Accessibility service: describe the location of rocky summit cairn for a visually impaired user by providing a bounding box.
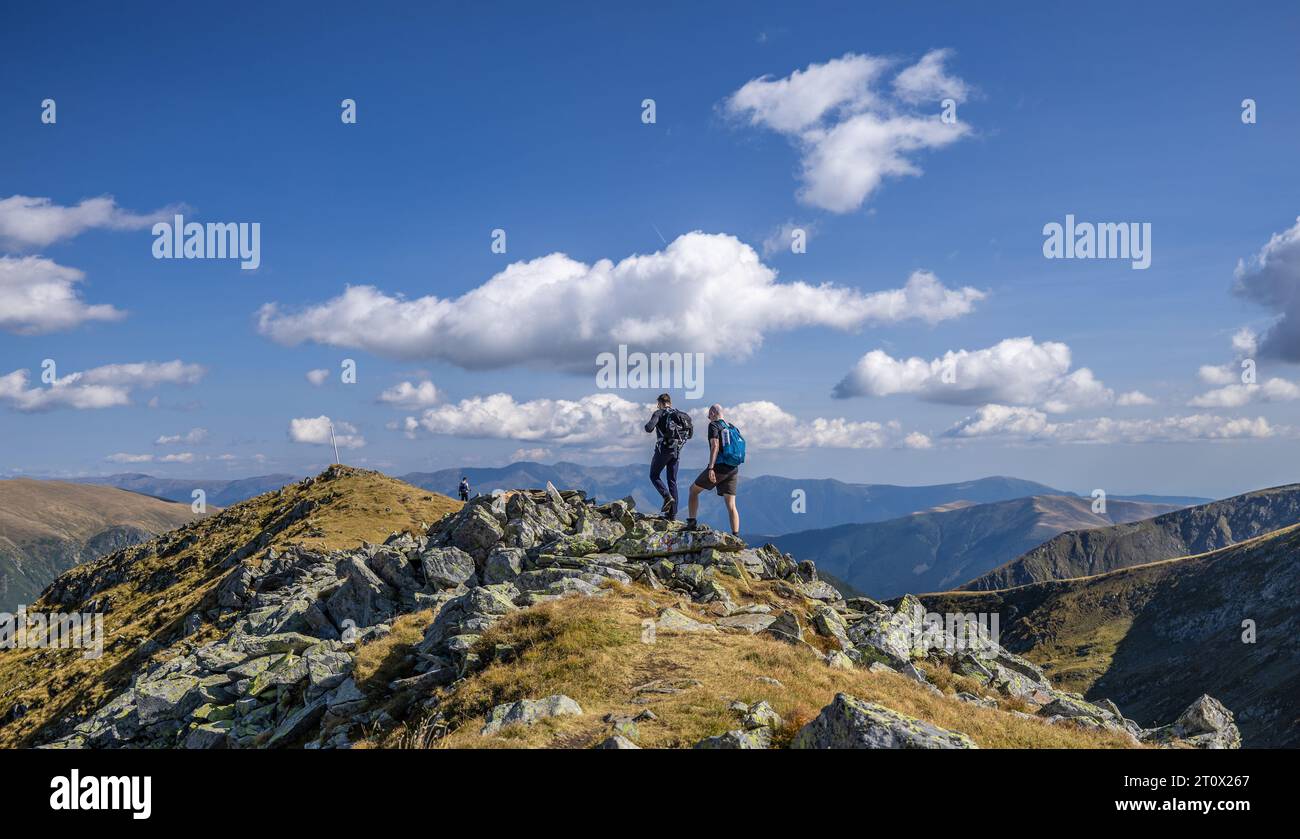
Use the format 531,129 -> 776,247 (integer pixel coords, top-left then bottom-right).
36,481 -> 1240,750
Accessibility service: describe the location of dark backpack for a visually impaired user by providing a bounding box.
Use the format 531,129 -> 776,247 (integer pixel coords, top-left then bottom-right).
662,409 -> 693,452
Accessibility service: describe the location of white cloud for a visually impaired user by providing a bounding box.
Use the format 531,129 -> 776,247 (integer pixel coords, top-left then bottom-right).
105,453 -> 155,464
833,336 -> 1112,413
0,360 -> 205,412
903,431 -> 933,449
155,427 -> 208,445
1189,378 -> 1300,408
258,232 -> 983,369
1198,364 -> 1238,386
0,255 -> 125,335
725,50 -> 972,212
1232,327 -> 1258,357
0,195 -> 180,250
510,447 -> 553,462
105,451 -> 196,464
1232,217 -> 1300,361
288,415 -> 366,449
377,380 -> 439,408
402,391 -> 915,451
710,400 -> 896,450
1116,390 -> 1155,406
760,220 -> 817,257
946,404 -> 1279,443
305,368 -> 330,386
892,48 -> 971,105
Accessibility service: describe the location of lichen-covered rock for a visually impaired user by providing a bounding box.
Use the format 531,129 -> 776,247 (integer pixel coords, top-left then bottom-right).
421,546 -> 477,589
694,728 -> 771,749
655,607 -> 717,634
792,693 -> 978,749
480,694 -> 584,735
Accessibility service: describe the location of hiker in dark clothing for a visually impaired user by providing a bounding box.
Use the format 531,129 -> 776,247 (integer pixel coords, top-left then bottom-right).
687,403 -> 744,536
458,477 -> 470,502
645,393 -> 693,520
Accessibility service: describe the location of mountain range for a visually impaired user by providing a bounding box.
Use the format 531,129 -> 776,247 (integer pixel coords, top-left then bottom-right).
770,494 -> 1181,599
70,463 -> 1209,537
0,479 -> 207,612
961,484 -> 1300,591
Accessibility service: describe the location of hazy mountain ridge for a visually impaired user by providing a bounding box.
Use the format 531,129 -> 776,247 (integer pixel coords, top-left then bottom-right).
920,523 -> 1300,747
961,483 -> 1300,591
69,464 -> 1209,539
0,479 -> 208,611
769,495 -> 1180,600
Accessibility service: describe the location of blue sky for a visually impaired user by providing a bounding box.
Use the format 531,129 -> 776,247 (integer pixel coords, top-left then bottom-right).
2,0 -> 1300,498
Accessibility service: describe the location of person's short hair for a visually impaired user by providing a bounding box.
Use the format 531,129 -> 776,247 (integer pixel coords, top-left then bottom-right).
657,393 -> 672,406
708,403 -> 723,419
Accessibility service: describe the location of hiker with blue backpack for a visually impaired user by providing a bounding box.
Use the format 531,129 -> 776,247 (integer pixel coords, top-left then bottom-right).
687,403 -> 745,536
645,393 -> 693,520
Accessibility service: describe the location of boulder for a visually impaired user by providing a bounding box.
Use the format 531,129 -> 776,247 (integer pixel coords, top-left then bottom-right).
792,693 -> 978,749
480,695 -> 584,735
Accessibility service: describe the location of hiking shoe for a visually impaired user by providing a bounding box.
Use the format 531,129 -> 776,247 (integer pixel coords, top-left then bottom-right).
686,518 -> 698,530
659,495 -> 673,516
666,498 -> 678,520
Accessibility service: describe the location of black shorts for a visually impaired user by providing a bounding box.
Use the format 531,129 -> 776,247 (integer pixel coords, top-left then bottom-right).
693,463 -> 738,496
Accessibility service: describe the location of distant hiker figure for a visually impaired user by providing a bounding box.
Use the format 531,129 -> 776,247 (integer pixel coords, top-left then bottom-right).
644,393 -> 693,520
458,477 -> 470,502
687,403 -> 744,536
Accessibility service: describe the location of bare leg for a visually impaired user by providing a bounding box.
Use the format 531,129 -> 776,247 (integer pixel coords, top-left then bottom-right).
724,494 -> 739,535
688,483 -> 703,520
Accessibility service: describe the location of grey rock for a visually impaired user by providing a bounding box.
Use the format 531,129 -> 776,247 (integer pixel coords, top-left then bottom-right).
792,693 -> 978,749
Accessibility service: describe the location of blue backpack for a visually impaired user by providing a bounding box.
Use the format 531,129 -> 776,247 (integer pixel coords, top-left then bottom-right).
716,421 -> 746,467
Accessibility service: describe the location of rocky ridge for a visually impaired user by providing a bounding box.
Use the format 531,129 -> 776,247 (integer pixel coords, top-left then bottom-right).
36,482 -> 1240,750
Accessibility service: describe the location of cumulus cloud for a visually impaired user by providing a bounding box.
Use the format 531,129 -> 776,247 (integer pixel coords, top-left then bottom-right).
0,360 -> 205,412
105,453 -> 155,464
1232,217 -> 1300,361
105,451 -> 201,464
725,51 -> 972,212
0,195 -> 181,250
305,368 -> 330,386
1189,377 -> 1300,408
946,404 -> 1279,443
0,255 -> 126,335
1116,390 -> 1156,406
377,380 -> 439,408
401,391 -> 915,451
510,447 -> 553,462
258,232 -> 983,369
288,416 -> 366,449
155,427 -> 209,445
833,336 -> 1112,413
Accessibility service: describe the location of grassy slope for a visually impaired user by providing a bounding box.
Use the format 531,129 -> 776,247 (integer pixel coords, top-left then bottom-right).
0,466 -> 460,748
920,524 -> 1300,745
363,582 -> 1135,750
0,479 -> 209,610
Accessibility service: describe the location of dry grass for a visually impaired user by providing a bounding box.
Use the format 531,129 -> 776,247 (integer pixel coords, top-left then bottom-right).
376,588 -> 1138,750
0,466 -> 460,748
353,609 -> 434,691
